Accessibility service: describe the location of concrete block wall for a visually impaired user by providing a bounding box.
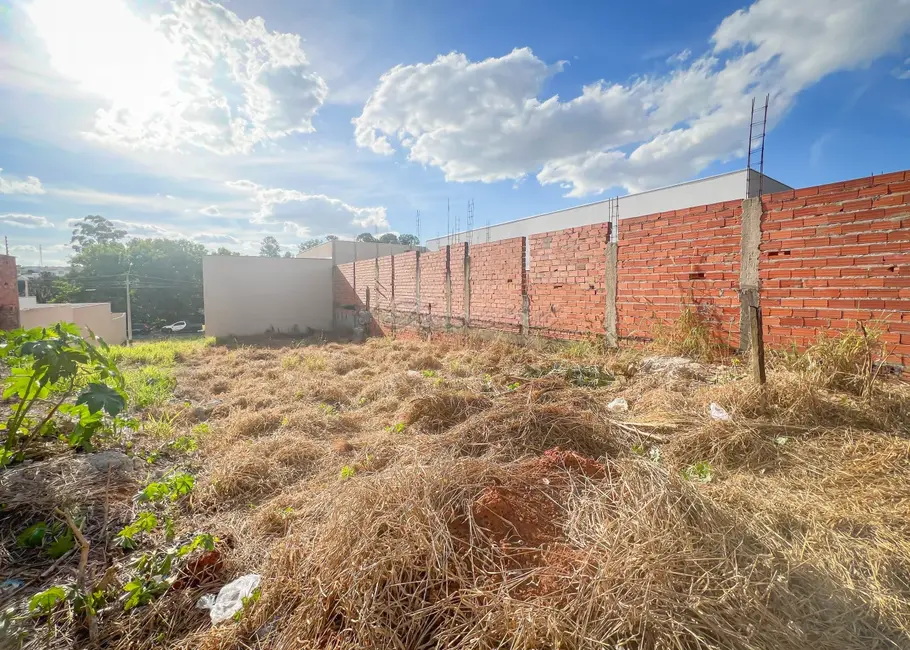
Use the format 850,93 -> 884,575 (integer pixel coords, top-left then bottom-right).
469,237 -> 525,332
618,200 -> 743,347
330,169 -> 910,371
528,224 -> 610,338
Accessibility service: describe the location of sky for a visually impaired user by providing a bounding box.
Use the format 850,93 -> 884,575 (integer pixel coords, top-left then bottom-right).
0,0 -> 909,265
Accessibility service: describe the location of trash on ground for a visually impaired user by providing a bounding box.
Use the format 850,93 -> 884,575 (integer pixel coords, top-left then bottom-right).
607,397 -> 629,412
709,403 -> 732,421
197,573 -> 261,625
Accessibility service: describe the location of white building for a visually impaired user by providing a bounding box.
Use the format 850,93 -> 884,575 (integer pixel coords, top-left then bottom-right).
425,169 -> 790,251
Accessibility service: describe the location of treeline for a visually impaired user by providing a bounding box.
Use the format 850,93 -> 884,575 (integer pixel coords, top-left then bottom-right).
28,217 -> 420,326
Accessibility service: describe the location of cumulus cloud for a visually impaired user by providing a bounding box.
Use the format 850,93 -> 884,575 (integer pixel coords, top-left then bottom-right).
192,232 -> 241,245
0,213 -> 53,228
26,0 -> 328,154
355,0 -> 910,196
0,169 -> 45,194
108,219 -> 181,238
226,180 -> 388,237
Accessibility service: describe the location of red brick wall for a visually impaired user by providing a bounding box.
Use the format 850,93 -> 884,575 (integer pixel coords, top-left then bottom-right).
353,258 -> 374,307
0,255 -> 19,330
450,243 -> 467,328
333,263 -> 358,307
375,256 -> 394,312
394,251 -> 418,316
617,200 -> 743,346
419,247 -> 448,327
528,224 -> 610,338
760,171 -> 910,367
469,237 -> 525,332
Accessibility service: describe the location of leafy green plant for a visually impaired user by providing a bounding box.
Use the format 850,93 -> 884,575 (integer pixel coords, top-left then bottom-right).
177,533 -> 217,557
386,422 -> 406,434
420,369 -> 438,378
682,461 -> 714,483
318,403 -> 337,416
168,435 -> 198,453
117,512 -> 158,550
16,520 -> 75,558
507,382 -> 521,391
139,473 -> 195,503
232,587 -> 261,622
191,422 -> 210,436
0,324 -> 126,465
339,465 -> 357,481
29,586 -> 66,616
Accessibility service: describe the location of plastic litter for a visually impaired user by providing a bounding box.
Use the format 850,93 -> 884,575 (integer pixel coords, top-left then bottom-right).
607,397 -> 629,412
196,573 -> 261,624
709,403 -> 732,421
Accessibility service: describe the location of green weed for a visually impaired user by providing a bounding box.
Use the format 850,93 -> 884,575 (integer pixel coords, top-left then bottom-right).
682,461 -> 714,483
339,465 -> 356,481
109,337 -> 215,367
125,366 -> 177,409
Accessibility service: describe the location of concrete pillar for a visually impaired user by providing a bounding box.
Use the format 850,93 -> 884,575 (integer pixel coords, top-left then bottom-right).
415,251 -> 421,326
604,241 -> 618,347
738,197 -> 762,352
521,237 -> 529,337
445,245 -> 452,330
463,243 -> 471,330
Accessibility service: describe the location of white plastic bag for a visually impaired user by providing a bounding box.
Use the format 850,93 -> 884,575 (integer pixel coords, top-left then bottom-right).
709,403 -> 731,421
197,574 -> 261,625
607,397 -> 629,412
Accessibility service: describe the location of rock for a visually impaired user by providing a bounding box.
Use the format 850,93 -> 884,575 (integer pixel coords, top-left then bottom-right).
85,450 -> 135,475
607,397 -> 629,412
638,356 -> 707,380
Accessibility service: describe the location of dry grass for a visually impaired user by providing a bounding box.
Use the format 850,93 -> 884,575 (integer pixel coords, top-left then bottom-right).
4,331 -> 910,650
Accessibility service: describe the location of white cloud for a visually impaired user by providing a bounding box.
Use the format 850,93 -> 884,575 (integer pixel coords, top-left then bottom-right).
199,205 -> 221,216
0,168 -> 45,194
896,56 -> 910,79
226,180 -> 388,237
355,0 -> 910,196
25,0 -> 328,155
192,232 -> 240,245
107,219 -> 181,239
0,213 -> 53,228
666,49 -> 691,65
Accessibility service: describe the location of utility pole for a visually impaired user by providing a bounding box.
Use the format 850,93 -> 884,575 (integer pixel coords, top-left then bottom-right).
38,244 -> 43,267
125,262 -> 133,344
4,236 -> 8,255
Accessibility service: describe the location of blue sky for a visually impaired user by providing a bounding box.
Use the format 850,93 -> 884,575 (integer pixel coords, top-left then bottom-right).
0,0 -> 909,264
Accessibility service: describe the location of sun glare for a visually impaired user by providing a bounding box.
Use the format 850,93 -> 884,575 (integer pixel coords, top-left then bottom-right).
25,0 -> 181,115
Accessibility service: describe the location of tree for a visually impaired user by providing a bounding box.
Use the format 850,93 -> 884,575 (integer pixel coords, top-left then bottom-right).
283,251 -> 293,258
66,238 -> 207,326
298,238 -> 324,253
71,215 -> 127,252
399,233 -> 420,247
356,233 -> 377,243
325,235 -> 339,241
259,236 -> 282,257
378,233 -> 400,244
213,247 -> 240,256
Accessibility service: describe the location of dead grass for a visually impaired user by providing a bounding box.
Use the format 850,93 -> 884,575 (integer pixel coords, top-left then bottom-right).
5,332 -> 910,650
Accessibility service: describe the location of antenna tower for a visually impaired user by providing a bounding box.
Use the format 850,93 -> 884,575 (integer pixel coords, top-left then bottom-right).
746,94 -> 770,198
416,210 -> 421,243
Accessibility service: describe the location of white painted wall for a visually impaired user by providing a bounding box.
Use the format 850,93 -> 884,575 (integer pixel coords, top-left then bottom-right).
297,240 -> 421,263
203,256 -> 333,337
19,296 -> 37,309
19,303 -> 127,344
425,169 -> 791,250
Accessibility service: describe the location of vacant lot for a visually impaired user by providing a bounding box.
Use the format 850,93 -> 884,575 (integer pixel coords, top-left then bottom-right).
2,331 -> 909,649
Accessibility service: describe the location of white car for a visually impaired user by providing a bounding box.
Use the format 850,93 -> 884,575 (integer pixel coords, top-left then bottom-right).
162,321 -> 187,333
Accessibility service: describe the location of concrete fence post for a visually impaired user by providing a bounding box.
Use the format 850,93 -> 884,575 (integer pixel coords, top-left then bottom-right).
445,245 -> 452,330
521,236 -> 529,337
415,251 -> 421,329
604,241 -> 618,347
738,197 -> 763,352
463,243 -> 471,331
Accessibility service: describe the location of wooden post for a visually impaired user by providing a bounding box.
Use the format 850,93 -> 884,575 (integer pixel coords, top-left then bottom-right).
749,304 -> 766,385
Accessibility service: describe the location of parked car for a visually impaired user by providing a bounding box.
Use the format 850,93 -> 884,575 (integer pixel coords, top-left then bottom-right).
131,322 -> 152,336
161,321 -> 205,335
161,321 -> 187,333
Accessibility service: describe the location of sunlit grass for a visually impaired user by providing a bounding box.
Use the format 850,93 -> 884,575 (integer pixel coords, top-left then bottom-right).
110,336 -> 216,367
125,365 -> 177,408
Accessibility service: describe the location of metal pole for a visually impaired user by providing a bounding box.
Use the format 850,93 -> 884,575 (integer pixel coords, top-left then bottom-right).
126,263 -> 133,344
